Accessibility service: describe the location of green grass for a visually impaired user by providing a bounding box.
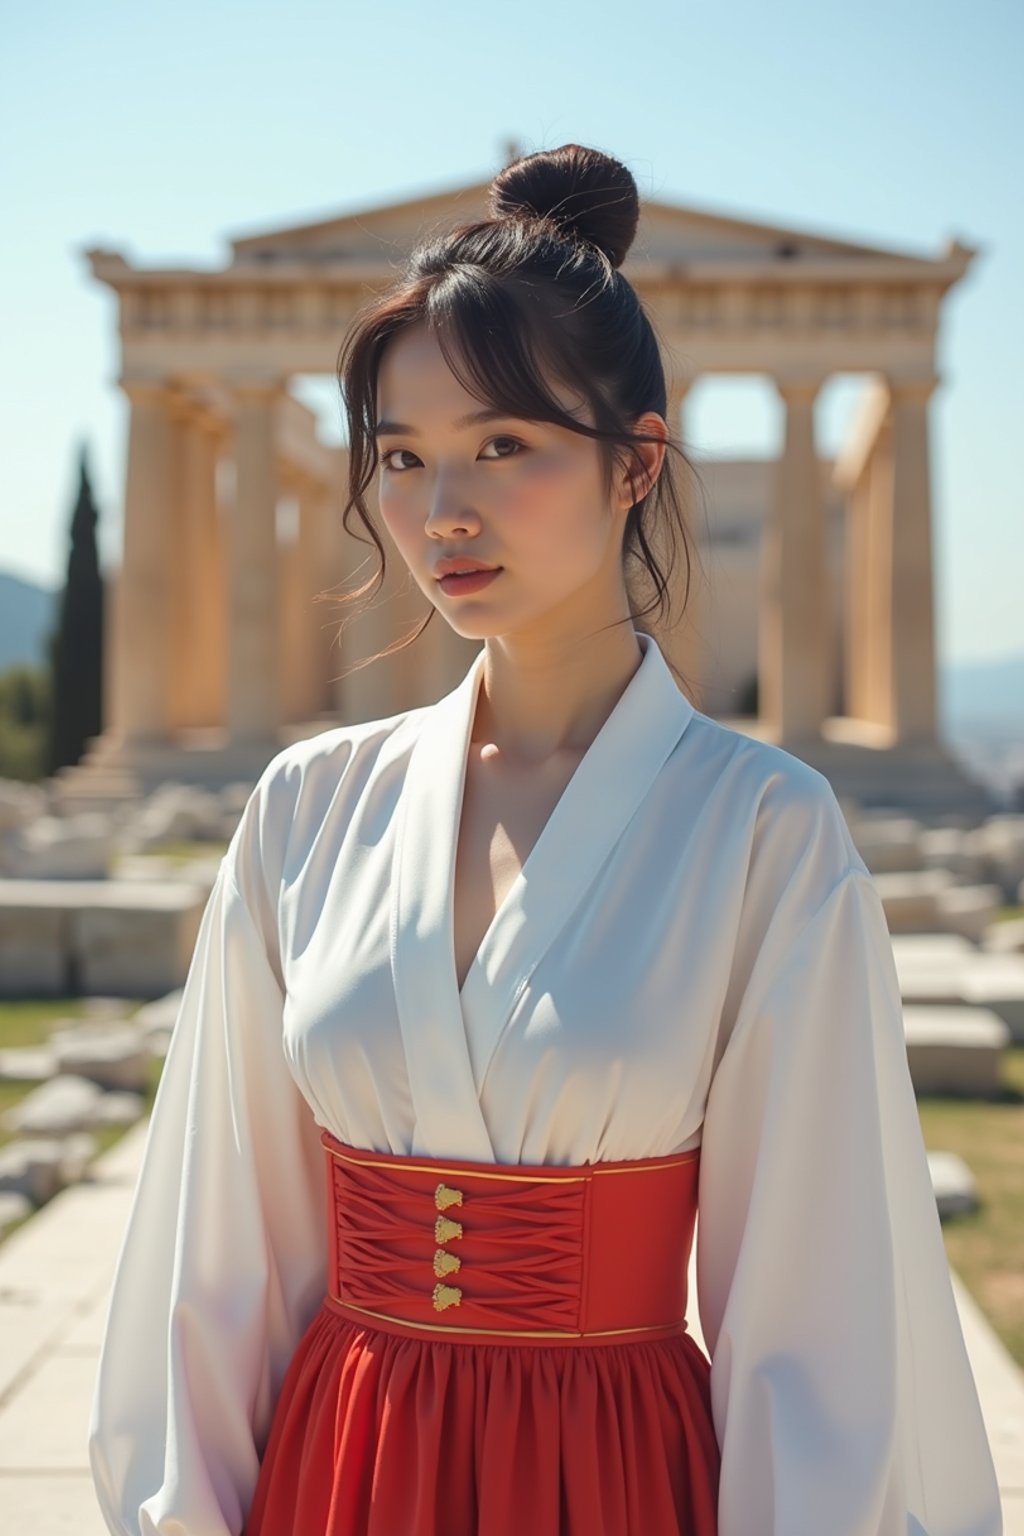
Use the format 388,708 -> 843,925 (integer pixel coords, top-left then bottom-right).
0,997 -> 160,1244
0,998 -> 116,1050
918,1045 -> 1024,1368
0,999 -> 160,1153
115,838 -> 229,869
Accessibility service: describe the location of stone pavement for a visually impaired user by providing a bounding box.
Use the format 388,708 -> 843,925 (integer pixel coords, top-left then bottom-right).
0,1119 -> 1021,1533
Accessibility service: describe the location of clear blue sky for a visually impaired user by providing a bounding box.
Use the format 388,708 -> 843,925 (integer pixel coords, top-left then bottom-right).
2,0 -> 1021,666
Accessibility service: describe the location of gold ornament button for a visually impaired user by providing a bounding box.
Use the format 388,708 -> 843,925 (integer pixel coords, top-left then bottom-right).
433,1282 -> 462,1311
434,1248 -> 462,1278
435,1214 -> 463,1244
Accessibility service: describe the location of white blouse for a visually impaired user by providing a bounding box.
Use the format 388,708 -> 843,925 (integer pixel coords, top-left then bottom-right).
88,629 -> 1003,1535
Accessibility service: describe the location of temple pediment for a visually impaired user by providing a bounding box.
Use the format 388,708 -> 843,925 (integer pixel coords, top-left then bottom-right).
226,179 -> 934,271
227,180 -> 500,265
632,199 -> 930,268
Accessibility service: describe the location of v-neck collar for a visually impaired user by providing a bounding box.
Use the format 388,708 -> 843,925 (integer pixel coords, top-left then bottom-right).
389,629 -> 696,1161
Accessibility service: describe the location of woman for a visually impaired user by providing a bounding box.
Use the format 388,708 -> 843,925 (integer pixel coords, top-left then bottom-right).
88,143 -> 1002,1535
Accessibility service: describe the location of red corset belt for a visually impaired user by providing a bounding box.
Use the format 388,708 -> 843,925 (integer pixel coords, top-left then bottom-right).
320,1129 -> 701,1349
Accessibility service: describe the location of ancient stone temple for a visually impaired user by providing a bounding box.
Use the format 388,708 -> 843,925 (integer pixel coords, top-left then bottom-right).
73,172 -> 988,812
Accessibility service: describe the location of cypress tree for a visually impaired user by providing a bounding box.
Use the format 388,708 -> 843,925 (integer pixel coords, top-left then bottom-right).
45,440 -> 104,775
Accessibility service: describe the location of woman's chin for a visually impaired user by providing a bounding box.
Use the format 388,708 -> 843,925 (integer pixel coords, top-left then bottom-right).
437,612 -> 508,641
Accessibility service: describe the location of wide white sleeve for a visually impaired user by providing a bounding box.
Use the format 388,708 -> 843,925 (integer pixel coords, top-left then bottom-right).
87,769 -> 328,1536
696,862 -> 1003,1535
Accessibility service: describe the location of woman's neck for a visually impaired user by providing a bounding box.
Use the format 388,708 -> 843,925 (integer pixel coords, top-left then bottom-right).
472,628 -> 644,767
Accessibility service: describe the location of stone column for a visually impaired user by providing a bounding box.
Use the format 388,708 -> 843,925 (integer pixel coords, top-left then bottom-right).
280,473 -> 330,724
886,375 -> 940,743
182,410 -> 225,731
112,378 -> 178,743
845,441 -> 875,721
165,397 -> 191,734
760,375 -> 829,741
304,474 -> 345,719
200,422 -> 228,730
167,397 -> 222,733
863,417 -> 895,729
226,377 -> 285,742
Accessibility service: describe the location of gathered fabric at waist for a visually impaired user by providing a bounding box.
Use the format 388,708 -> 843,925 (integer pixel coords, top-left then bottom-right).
320,1130 -> 700,1349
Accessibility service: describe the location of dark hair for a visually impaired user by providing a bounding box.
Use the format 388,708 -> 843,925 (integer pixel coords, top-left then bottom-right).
326,141 -> 707,688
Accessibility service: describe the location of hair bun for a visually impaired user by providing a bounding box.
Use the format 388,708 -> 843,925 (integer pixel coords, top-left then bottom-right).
488,143 -> 640,270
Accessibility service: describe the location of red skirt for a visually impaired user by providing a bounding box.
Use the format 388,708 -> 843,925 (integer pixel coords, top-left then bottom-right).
244,1131 -> 720,1535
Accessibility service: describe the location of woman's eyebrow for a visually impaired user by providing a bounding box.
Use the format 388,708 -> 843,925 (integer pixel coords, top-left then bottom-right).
374,408 -> 518,439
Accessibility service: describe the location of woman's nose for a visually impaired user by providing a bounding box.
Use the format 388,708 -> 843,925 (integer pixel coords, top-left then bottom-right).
423,477 -> 479,538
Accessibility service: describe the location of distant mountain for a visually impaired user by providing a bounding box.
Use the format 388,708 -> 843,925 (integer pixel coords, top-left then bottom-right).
940,655 -> 1024,806
0,572 -> 59,670
941,653 -> 1024,735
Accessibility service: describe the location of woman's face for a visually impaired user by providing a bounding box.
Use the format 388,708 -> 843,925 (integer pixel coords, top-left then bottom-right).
374,322 -> 641,642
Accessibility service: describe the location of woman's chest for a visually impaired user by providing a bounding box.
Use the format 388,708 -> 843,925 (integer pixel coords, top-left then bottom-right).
276,726 -> 746,1160
452,749 -> 584,993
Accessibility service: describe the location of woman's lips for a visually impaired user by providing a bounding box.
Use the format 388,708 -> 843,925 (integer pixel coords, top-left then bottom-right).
437,567 -> 503,596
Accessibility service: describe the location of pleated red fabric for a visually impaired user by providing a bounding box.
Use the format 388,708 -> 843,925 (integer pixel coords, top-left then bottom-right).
244,1133 -> 720,1535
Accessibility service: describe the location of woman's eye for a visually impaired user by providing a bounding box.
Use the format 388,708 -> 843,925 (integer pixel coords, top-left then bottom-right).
481,436 -> 524,459
381,448 -> 419,471
381,438 -> 524,473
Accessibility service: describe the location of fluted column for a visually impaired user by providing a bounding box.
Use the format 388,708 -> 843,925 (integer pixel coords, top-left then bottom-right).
165,395 -> 190,733
304,473 -> 345,718
112,378 -> 178,743
845,438 -> 875,721
760,375 -> 829,740
167,397 -> 222,732
280,473 -> 332,723
183,411 -> 224,730
200,422 -> 228,729
887,375 -> 940,742
226,377 -> 285,741
863,418 -> 894,728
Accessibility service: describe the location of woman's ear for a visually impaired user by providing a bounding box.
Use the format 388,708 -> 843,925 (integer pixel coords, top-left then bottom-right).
615,413 -> 668,511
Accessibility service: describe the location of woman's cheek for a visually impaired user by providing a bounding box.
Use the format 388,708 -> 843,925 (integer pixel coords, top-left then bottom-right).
378,489 -> 419,557
493,457 -> 571,529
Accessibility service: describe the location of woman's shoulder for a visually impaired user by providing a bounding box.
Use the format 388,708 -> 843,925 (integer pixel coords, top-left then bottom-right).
258,698 -> 436,807
225,702 -> 432,895
683,715 -> 875,1033
684,705 -> 867,877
